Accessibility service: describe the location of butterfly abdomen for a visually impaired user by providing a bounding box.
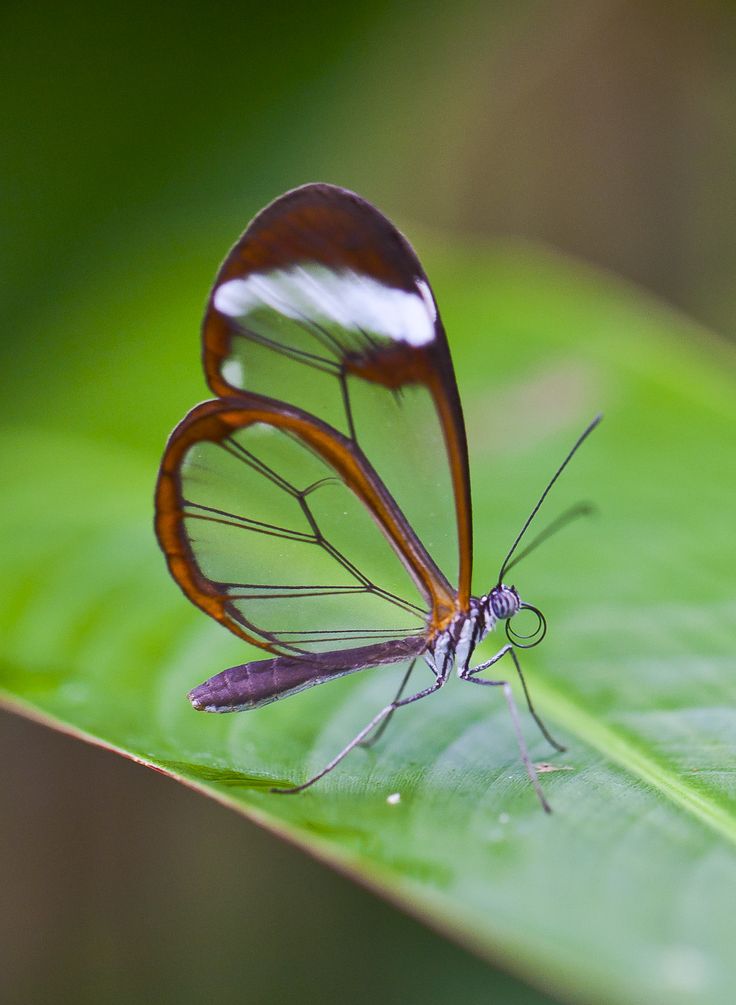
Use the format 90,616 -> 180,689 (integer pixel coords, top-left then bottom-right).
188,657 -> 323,712
188,636 -> 428,713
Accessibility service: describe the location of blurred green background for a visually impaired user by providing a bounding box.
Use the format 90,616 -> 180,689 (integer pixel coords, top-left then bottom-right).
2,2 -> 736,1003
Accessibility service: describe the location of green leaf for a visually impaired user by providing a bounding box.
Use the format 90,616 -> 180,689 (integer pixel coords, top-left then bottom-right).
3,241 -> 736,1005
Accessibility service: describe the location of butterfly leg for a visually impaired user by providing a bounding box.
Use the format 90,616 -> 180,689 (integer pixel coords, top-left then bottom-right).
462,674 -> 551,813
460,647 -> 556,814
271,668 -> 446,795
359,658 -> 418,749
466,645 -> 566,752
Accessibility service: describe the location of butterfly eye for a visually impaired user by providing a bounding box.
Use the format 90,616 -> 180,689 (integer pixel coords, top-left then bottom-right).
489,585 -> 520,619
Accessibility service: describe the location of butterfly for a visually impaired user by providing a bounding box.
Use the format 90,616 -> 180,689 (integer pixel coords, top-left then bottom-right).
155,183 -> 600,811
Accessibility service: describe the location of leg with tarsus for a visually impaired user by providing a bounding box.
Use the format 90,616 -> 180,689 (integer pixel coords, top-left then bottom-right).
359,658 -> 417,749
466,645 -> 566,751
461,646 -> 560,814
272,669 -> 445,795
462,673 -> 552,813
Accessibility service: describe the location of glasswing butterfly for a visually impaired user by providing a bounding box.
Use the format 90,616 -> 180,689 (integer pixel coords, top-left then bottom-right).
155,183 -> 600,811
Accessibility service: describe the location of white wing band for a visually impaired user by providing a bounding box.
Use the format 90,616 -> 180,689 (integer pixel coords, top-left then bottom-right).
214,265 -> 437,347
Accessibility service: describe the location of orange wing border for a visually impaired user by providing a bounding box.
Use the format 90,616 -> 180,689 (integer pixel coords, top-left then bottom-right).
155,394 -> 460,654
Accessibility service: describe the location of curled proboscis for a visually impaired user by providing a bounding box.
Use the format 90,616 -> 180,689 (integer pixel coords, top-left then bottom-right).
505,603 -> 547,649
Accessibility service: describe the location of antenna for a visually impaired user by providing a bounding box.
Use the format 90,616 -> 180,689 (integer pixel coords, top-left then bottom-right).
502,501 -> 595,577
497,414 -> 602,585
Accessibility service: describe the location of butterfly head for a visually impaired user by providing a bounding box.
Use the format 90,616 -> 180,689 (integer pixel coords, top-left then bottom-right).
488,583 -> 521,619
487,584 -> 547,649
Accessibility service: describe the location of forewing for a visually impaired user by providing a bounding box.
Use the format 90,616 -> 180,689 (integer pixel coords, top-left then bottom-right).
156,398 -> 456,656
202,183 -> 472,610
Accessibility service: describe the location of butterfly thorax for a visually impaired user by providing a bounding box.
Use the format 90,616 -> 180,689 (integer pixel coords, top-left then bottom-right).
428,584 -> 521,677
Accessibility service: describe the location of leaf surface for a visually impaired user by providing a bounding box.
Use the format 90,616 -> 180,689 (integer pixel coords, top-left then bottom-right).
3,241 -> 736,1005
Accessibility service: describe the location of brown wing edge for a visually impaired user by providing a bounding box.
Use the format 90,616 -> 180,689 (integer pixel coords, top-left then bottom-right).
201,183 -> 474,607
344,330 -> 473,610
154,395 -> 459,654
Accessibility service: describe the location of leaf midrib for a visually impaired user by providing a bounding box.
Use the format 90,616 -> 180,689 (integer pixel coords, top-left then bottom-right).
531,676 -> 736,846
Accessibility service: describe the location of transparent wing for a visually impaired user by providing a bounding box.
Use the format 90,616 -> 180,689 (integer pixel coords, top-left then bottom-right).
156,398 -> 455,656
202,183 -> 472,616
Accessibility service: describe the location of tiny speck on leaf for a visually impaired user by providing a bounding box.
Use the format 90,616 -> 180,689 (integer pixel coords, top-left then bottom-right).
535,762 -> 574,773
386,792 -> 401,805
